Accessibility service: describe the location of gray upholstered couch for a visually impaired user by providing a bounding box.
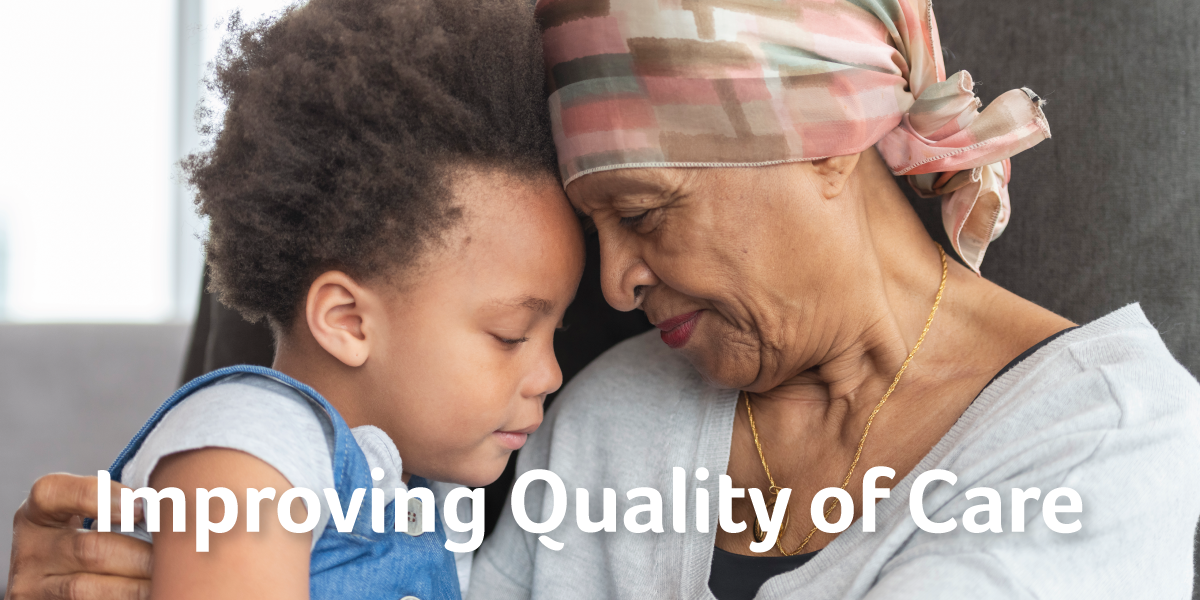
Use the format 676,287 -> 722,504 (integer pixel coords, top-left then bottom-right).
926,0 -> 1199,376
929,1 -> 1200,592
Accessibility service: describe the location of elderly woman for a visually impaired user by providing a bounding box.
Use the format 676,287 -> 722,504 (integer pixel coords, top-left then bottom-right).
465,0 -> 1200,598
7,0 -> 1199,599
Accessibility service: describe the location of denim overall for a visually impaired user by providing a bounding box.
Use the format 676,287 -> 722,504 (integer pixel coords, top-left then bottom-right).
100,365 -> 462,600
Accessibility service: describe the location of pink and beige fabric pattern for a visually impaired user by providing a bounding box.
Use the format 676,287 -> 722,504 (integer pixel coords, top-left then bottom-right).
536,0 -> 1051,272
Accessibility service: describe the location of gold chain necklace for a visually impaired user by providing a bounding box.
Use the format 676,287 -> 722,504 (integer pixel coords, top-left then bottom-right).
746,243 -> 947,556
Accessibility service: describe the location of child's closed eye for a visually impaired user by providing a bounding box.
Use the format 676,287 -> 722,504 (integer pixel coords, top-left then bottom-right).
494,335 -> 529,346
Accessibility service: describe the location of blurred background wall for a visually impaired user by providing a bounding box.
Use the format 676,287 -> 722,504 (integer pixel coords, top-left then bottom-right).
0,0 -> 297,587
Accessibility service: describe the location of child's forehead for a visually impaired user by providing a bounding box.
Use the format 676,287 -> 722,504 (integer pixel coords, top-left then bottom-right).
402,171 -> 583,308
448,171 -> 573,245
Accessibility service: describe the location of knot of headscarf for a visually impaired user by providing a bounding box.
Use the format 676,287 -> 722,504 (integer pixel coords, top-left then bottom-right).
536,0 -> 1051,272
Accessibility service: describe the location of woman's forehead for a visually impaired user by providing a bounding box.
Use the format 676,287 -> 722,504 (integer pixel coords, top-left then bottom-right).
567,167 -> 695,207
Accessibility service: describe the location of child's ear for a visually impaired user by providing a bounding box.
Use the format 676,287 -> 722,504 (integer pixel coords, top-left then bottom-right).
305,271 -> 375,368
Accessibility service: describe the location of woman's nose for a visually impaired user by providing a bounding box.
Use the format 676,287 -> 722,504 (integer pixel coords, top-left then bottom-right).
597,226 -> 659,312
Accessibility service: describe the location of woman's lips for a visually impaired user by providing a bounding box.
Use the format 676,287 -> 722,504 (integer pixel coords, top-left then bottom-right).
493,431 -> 529,451
656,310 -> 701,349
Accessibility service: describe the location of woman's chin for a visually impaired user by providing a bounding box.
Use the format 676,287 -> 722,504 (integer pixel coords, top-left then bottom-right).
669,323 -> 755,386
681,348 -> 756,390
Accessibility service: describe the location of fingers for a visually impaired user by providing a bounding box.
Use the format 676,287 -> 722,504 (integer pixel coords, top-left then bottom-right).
68,532 -> 154,580
7,475 -> 154,600
23,474 -> 139,528
40,573 -> 150,600
7,525 -> 153,600
10,516 -> 154,579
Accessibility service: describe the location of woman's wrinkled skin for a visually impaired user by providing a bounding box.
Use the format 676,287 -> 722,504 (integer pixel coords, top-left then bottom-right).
567,148 -> 1073,555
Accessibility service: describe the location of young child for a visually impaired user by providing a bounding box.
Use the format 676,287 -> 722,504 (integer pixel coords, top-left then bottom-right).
97,0 -> 582,598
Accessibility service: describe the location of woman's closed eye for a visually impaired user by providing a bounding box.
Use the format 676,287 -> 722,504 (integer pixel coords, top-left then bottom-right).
618,208 -> 660,232
619,212 -> 647,227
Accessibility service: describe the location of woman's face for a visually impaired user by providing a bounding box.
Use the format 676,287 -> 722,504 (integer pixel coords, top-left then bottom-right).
567,161 -> 869,391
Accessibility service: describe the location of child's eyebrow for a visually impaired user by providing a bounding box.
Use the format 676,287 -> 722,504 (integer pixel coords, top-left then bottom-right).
493,295 -> 555,315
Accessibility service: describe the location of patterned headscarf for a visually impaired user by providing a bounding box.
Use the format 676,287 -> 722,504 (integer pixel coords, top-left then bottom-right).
536,0 -> 1050,272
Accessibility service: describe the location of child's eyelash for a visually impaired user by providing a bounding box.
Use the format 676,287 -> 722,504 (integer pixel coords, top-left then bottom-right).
497,336 -> 529,345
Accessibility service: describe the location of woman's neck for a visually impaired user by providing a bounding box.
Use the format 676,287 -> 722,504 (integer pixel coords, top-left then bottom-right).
748,266 -> 947,445
749,158 -> 1069,440
754,260 -> 1072,450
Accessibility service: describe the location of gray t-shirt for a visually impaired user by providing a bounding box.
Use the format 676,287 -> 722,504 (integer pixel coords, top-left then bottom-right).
470,304 -> 1200,599
118,373 -> 473,592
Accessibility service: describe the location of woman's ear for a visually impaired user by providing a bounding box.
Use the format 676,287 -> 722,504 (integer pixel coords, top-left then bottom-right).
305,271 -> 374,367
809,152 -> 862,199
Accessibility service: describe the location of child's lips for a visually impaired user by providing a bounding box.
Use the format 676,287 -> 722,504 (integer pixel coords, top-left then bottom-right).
493,431 -> 529,450
494,422 -> 539,450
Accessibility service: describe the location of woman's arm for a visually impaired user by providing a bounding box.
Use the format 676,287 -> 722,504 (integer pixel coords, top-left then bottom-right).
145,448 -> 311,600
6,473 -> 151,600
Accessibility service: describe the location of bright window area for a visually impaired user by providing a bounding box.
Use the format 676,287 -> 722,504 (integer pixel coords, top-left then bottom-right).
0,0 -> 297,323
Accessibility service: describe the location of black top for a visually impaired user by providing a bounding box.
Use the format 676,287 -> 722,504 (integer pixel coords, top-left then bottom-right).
707,326 -> 1078,600
709,546 -> 818,600
985,326 -> 1078,388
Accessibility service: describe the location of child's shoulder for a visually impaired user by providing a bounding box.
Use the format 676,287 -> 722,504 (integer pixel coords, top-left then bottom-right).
166,372 -> 336,448
117,371 -> 338,541
123,372 -> 336,485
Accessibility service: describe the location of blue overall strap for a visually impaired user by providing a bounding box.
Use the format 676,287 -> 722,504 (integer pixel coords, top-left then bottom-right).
103,365 -> 357,485
86,365 -> 357,531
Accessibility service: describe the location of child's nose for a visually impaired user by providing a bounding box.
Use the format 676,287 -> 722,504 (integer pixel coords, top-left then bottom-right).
527,345 -> 564,400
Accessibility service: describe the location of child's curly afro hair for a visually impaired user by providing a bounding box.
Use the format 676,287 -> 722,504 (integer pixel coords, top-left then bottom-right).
185,0 -> 557,328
